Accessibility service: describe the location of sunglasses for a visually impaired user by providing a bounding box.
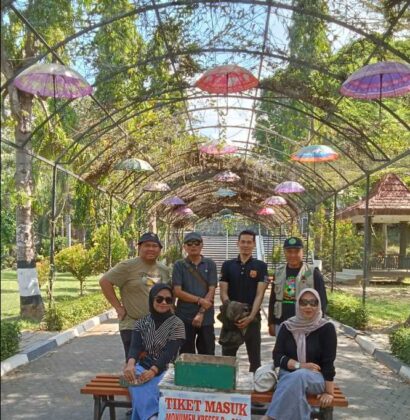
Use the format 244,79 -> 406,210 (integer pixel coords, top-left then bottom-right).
299,299 -> 319,307
185,241 -> 201,246
154,296 -> 173,304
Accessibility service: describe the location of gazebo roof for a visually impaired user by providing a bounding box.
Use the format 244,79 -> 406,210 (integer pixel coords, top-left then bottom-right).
337,173 -> 410,223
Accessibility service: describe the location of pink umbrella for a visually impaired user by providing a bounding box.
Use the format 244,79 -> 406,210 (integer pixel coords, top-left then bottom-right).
200,144 -> 238,156
143,182 -> 170,192
264,196 -> 287,206
162,196 -> 185,206
214,171 -> 241,183
340,61 -> 410,99
174,206 -> 195,217
257,207 -> 275,216
13,63 -> 93,99
195,65 -> 258,94
274,181 -> 305,194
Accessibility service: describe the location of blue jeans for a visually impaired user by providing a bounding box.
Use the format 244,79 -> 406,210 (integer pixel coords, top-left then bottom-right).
266,369 -> 325,420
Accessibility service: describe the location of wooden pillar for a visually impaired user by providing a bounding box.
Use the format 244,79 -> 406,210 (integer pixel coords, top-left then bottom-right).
382,223 -> 388,256
399,222 -> 408,269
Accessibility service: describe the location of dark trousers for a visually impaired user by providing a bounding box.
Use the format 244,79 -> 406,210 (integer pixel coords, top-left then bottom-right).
180,322 -> 215,355
120,329 -> 133,361
222,319 -> 261,372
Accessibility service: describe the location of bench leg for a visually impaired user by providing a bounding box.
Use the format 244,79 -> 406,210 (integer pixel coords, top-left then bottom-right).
93,396 -> 102,420
320,407 -> 333,420
108,396 -> 116,420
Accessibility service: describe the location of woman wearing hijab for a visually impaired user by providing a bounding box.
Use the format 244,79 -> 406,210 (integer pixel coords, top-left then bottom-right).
123,283 -> 185,420
262,288 -> 337,420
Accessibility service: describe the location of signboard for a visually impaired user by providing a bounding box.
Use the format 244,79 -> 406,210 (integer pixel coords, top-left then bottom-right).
158,389 -> 251,420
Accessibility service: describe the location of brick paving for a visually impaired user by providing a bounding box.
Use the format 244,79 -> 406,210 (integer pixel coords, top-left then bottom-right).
1,297 -> 409,420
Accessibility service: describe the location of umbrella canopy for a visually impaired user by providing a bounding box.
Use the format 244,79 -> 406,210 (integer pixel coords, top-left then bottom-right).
257,207 -> 275,216
143,182 -> 171,192
214,171 -> 241,183
340,61 -> 410,99
200,143 -> 238,156
115,158 -> 154,171
195,64 -> 258,94
264,196 -> 287,206
13,63 -> 93,99
291,145 -> 339,163
215,187 -> 237,197
163,196 -> 186,206
174,206 -> 194,217
274,181 -> 305,194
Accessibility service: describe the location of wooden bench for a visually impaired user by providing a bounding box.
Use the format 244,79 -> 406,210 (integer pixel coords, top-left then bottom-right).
81,375 -> 348,420
251,384 -> 348,419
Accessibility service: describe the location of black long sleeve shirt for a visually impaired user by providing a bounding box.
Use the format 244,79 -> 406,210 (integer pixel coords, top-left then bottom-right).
127,330 -> 184,373
273,322 -> 337,381
268,266 -> 327,325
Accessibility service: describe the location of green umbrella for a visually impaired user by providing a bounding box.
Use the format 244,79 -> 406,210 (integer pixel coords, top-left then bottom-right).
115,158 -> 154,172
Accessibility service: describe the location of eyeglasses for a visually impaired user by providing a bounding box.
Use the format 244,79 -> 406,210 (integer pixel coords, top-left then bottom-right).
299,299 -> 319,307
185,241 -> 201,246
154,296 -> 173,304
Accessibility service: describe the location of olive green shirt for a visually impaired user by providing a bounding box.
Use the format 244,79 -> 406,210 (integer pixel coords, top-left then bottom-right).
104,257 -> 170,330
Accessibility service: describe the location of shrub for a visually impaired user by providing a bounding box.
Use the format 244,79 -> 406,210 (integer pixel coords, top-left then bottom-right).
55,244 -> 93,296
89,225 -> 128,273
162,244 -> 183,266
327,291 -> 368,329
40,236 -> 68,257
36,257 -> 50,288
1,321 -> 21,361
43,293 -> 112,331
389,327 -> 410,365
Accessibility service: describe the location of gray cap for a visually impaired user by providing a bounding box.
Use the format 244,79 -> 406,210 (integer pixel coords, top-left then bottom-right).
183,232 -> 203,243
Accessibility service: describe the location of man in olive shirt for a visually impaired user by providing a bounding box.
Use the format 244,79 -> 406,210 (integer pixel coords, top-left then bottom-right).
99,232 -> 170,360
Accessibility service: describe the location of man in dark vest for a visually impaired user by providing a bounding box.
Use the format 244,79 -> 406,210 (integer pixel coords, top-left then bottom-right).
268,236 -> 327,336
172,232 -> 217,355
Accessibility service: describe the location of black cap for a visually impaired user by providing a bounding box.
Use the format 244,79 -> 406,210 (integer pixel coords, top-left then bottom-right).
183,232 -> 203,243
283,237 -> 304,249
138,232 -> 163,248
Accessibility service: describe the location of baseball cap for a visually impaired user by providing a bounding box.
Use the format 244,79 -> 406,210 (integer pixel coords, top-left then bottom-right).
138,232 -> 163,248
183,232 -> 203,243
283,237 -> 304,249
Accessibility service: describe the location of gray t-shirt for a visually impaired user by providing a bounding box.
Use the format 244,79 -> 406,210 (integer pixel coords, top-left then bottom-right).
172,257 -> 217,326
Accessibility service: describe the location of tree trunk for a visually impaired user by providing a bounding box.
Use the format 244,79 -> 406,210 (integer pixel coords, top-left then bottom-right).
64,181 -> 72,247
14,91 -> 44,320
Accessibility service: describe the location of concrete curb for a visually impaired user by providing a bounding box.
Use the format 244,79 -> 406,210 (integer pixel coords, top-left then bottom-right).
1,308 -> 116,377
331,318 -> 410,383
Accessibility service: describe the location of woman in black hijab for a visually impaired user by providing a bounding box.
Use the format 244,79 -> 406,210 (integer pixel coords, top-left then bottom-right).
123,283 -> 185,420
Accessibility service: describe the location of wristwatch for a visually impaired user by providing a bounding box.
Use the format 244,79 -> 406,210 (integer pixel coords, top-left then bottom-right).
294,362 -> 301,370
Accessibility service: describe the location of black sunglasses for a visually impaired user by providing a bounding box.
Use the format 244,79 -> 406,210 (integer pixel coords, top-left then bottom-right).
154,296 -> 173,304
299,299 -> 319,307
185,241 -> 201,246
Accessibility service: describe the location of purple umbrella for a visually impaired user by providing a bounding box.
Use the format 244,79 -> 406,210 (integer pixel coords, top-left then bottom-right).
340,61 -> 410,99
163,196 -> 185,206
264,196 -> 287,206
174,206 -> 195,217
274,181 -> 305,194
214,171 -> 241,183
13,63 -> 93,99
143,182 -> 170,192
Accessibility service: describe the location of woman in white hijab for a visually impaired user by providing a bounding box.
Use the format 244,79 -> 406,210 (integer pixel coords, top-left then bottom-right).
262,288 -> 337,420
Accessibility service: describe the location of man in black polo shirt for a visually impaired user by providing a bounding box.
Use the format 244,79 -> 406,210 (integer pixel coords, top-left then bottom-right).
268,236 -> 327,336
219,230 -> 268,372
172,232 -> 217,355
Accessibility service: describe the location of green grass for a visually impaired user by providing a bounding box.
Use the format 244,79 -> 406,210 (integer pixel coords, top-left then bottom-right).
1,269 -> 102,330
365,298 -> 409,330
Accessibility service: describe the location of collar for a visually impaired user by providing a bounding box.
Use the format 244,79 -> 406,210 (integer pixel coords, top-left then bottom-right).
236,255 -> 253,264
185,256 -> 205,266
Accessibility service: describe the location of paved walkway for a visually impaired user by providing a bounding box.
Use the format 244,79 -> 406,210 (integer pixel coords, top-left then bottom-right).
1,298 -> 409,420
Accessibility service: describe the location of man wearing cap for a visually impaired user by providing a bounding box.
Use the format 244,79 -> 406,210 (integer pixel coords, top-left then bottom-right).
99,232 -> 170,360
268,236 -> 327,336
172,232 -> 217,355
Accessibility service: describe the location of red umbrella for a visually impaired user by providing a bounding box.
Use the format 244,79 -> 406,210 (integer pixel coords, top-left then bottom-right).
200,143 -> 238,156
195,65 -> 258,94
257,207 -> 275,216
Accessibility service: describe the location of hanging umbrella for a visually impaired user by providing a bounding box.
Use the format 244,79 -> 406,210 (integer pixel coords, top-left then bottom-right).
13,63 -> 93,99
219,208 -> 234,216
340,61 -> 410,99
143,182 -> 170,192
257,207 -> 275,216
163,196 -> 185,206
214,188 -> 237,197
115,158 -> 154,171
274,181 -> 305,194
291,145 -> 339,163
174,206 -> 194,217
264,196 -> 287,206
200,143 -> 238,156
195,65 -> 259,94
214,171 -> 241,183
